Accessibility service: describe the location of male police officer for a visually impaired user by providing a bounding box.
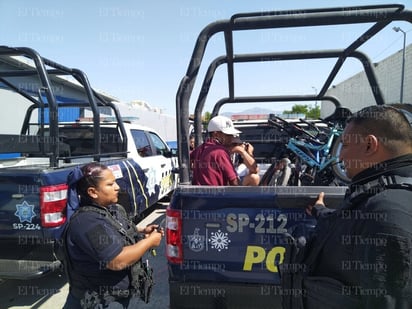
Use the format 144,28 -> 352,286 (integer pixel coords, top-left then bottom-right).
282,104 -> 412,309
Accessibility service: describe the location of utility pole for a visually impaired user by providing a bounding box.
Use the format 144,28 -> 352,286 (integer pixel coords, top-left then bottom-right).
311,86 -> 318,108
393,27 -> 406,103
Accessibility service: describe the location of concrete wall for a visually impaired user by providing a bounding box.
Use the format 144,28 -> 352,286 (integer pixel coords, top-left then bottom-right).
0,89 -> 35,134
322,43 -> 412,117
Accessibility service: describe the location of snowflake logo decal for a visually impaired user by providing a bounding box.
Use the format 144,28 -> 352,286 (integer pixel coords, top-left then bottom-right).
208,230 -> 231,252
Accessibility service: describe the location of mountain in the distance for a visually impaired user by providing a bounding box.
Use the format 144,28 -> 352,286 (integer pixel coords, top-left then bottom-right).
221,107 -> 282,118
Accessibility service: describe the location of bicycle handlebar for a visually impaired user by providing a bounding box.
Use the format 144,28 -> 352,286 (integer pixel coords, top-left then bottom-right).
268,114 -> 318,141
298,118 -> 320,133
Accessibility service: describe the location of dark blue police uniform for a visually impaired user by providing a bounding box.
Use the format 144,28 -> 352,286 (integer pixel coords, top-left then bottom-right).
63,204 -> 139,309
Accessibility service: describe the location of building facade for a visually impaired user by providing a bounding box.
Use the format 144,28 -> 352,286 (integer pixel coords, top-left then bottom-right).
323,43 -> 411,117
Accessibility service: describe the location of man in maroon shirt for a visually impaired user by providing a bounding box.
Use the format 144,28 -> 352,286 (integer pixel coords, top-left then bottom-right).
190,115 -> 257,186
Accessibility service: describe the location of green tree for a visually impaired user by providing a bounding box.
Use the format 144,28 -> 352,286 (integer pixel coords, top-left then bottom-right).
284,104 -> 309,115
200,111 -> 212,132
284,104 -> 320,119
203,111 -> 212,123
306,105 -> 320,119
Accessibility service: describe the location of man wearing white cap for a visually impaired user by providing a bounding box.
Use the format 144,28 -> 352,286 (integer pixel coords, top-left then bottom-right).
190,115 -> 256,186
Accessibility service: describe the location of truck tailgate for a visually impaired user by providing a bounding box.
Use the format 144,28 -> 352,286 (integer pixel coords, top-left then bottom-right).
0,166 -> 68,278
167,185 -> 347,308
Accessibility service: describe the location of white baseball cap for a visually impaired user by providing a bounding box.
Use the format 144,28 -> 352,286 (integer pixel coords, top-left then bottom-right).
207,115 -> 241,135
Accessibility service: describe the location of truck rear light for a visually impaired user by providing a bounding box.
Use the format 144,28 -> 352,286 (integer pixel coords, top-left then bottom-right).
40,184 -> 68,228
166,207 -> 183,264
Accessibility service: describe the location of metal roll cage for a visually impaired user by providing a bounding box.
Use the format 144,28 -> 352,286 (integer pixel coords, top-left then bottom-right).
176,4 -> 412,183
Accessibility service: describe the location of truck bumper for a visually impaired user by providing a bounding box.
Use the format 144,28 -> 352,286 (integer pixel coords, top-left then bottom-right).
0,259 -> 61,280
0,239 -> 61,280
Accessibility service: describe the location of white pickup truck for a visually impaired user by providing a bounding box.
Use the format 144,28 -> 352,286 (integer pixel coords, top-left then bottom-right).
121,121 -> 178,203
58,119 -> 179,208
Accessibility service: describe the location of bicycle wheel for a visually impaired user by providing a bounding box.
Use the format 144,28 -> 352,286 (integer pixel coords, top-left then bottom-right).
259,161 -> 277,185
330,135 -> 351,184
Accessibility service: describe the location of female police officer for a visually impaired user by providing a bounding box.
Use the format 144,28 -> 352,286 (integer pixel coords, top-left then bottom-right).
62,162 -> 163,309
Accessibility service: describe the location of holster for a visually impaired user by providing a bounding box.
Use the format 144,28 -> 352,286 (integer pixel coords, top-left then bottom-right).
130,260 -> 154,303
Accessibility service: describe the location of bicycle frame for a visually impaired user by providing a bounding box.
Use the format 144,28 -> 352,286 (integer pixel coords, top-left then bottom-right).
286,126 -> 342,172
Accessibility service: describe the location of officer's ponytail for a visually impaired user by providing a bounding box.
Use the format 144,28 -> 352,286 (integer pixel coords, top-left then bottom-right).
66,163 -> 109,215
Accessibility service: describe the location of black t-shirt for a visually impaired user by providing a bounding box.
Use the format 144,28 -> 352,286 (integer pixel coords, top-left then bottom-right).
66,205 -> 131,291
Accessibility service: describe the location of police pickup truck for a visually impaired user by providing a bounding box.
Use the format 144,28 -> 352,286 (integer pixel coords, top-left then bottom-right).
0,46 -> 177,279
165,4 -> 411,308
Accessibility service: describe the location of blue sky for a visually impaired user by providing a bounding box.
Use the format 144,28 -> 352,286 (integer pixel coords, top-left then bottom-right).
1,0 -> 411,116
